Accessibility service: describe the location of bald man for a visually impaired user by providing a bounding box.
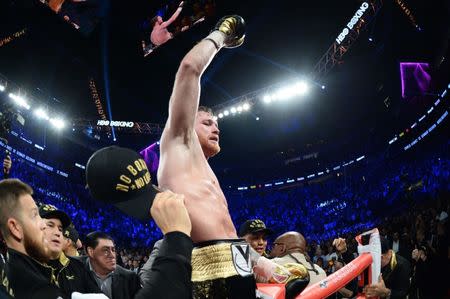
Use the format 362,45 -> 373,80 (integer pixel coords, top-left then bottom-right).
270,232 -> 326,286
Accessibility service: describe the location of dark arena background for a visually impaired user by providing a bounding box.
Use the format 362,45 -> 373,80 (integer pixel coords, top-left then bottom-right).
0,0 -> 449,298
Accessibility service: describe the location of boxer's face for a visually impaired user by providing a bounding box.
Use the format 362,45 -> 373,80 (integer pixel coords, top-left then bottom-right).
195,111 -> 220,158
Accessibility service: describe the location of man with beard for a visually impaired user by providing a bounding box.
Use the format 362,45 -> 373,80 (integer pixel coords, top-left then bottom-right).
39,204 -> 101,294
82,231 -> 141,299
0,178 -> 66,298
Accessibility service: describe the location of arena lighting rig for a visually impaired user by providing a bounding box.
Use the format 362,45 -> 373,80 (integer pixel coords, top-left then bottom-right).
0,75 -> 66,130
211,0 -> 382,120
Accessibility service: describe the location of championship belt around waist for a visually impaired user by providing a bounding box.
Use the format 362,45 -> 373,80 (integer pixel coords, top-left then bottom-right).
191,239 -> 253,282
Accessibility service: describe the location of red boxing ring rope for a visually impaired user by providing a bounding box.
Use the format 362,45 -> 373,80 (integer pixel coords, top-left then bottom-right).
257,228 -> 381,299
296,253 -> 373,299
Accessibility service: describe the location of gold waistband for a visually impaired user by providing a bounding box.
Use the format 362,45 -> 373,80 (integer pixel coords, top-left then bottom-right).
191,243 -> 240,282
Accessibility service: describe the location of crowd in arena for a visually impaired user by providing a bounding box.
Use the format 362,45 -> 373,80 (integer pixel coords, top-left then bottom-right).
1,141 -> 448,298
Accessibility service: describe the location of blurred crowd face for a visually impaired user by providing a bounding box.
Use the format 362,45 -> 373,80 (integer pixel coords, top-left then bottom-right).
43,218 -> 64,259
315,246 -> 322,256
393,232 -> 399,241
132,260 -> 139,268
244,232 -> 268,255
316,257 -> 324,268
88,238 -> 117,274
20,195 -> 49,262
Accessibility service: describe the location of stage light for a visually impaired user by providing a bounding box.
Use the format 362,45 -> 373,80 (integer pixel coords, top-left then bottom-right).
295,81 -> 309,95
263,94 -> 272,103
243,103 -> 250,110
275,87 -> 292,100
34,108 -> 49,120
368,37 -> 373,42
213,116 -> 218,121
9,93 -> 30,110
0,84 -> 5,92
256,117 -> 260,121
49,118 -> 65,129
72,128 -> 75,132
113,138 -> 117,141
156,141 -> 160,145
321,85 -> 326,90
218,113 -> 224,118
224,110 -> 229,116
237,106 -> 243,113
230,107 -> 237,114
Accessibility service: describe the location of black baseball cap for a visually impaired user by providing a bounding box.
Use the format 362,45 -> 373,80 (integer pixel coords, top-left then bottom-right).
64,224 -> 80,244
39,204 -> 72,230
86,146 -> 159,221
238,219 -> 273,237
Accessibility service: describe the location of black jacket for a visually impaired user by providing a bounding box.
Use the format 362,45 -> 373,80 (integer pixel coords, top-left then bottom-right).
48,252 -> 101,295
80,256 -> 141,299
382,253 -> 411,299
82,232 -> 193,299
2,248 -> 67,299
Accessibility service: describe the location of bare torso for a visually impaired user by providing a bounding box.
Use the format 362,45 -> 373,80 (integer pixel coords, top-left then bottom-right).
158,132 -> 237,243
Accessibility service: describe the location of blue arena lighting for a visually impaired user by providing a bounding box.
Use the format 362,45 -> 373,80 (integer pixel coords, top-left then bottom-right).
427,107 -> 434,114
317,172 -> 324,176
297,177 -> 305,181
434,98 -> 441,106
356,155 -> 365,161
34,144 -> 44,150
418,115 -> 426,122
75,163 -> 86,170
388,137 -> 398,145
411,123 -> 417,129
307,174 -> 315,179
442,90 -> 447,98
264,183 -> 273,187
275,181 -> 284,186
286,179 -> 295,183
436,110 -> 448,124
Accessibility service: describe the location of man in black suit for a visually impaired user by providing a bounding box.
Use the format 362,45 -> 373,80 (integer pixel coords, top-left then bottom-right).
83,231 -> 141,299
390,231 -> 411,261
364,237 -> 411,299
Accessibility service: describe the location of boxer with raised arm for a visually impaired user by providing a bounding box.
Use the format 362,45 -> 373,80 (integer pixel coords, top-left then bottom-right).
158,16 -> 307,298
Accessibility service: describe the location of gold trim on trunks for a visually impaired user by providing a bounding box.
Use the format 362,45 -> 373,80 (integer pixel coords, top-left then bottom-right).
191,243 -> 238,282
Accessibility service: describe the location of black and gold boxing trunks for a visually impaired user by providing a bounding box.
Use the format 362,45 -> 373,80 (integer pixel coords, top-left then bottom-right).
191,239 -> 257,299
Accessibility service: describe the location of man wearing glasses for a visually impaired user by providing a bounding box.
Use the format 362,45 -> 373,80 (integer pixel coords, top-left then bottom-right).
84,231 -> 141,299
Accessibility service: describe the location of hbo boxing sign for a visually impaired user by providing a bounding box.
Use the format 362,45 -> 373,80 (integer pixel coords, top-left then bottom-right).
336,2 -> 369,45
97,120 -> 135,128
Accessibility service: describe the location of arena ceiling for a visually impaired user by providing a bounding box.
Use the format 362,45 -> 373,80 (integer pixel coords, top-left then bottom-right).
0,0 -> 449,180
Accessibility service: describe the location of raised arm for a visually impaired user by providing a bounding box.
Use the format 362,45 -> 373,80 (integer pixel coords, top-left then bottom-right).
162,15 -> 246,143
161,1 -> 184,29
